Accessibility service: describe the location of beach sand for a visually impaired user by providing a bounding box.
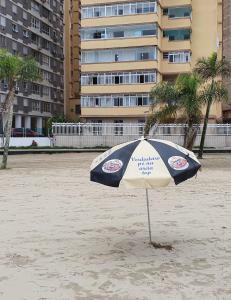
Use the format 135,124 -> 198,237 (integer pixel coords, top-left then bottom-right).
0,153 -> 230,300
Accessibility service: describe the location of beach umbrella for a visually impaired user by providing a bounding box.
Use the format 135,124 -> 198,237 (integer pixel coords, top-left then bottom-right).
90,137 -> 201,246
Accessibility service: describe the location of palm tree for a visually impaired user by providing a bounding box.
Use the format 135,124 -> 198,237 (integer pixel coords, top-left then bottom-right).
0,49 -> 40,169
145,74 -> 203,150
194,52 -> 231,158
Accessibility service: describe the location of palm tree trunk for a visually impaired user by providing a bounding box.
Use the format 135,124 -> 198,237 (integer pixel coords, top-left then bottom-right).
198,100 -> 212,159
186,127 -> 198,151
1,89 -> 14,169
183,124 -> 189,148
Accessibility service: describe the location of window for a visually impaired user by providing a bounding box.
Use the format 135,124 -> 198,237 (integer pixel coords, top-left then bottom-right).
12,23 -> 18,33
115,76 -> 120,84
23,46 -> 28,55
31,1 -> 39,13
163,29 -> 191,41
0,35 -> 6,46
42,7 -> 50,19
114,120 -> 123,136
23,11 -> 27,20
167,7 -> 191,19
168,51 -> 191,63
92,76 -> 98,85
163,8 -> 168,15
42,38 -> 50,50
0,0 -> 6,7
43,102 -> 51,112
42,70 -> 50,81
81,24 -> 156,40
0,16 -> 6,27
23,30 -> 29,38
43,86 -> 50,96
140,52 -> 149,60
31,33 -> 39,44
31,17 -> 40,29
32,84 -> 40,95
81,71 -> 157,86
91,120 -> 102,136
41,23 -> 50,36
12,4 -> 17,14
12,41 -> 17,55
32,100 -> 40,111
42,54 -> 50,66
75,105 -> 81,115
82,47 -> 156,64
113,31 -> 124,38
23,82 -> 28,91
163,52 -> 169,59
138,120 -> 145,135
82,1 -> 157,19
138,97 -> 143,106
81,94 -> 150,108
23,99 -> 28,106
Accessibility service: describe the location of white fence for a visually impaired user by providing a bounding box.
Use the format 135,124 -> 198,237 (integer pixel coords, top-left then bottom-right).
52,123 -> 231,149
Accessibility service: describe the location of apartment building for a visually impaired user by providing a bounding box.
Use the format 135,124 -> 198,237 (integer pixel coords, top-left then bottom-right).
79,0 -> 223,126
64,0 -> 81,120
223,0 -> 231,122
0,0 -> 64,133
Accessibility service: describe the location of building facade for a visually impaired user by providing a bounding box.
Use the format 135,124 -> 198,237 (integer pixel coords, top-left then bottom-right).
223,0 -> 231,122
64,0 -> 81,120
79,0 -> 223,125
0,0 -> 64,133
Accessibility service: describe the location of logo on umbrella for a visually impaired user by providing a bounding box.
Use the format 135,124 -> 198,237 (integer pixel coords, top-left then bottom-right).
168,156 -> 189,171
102,159 -> 123,173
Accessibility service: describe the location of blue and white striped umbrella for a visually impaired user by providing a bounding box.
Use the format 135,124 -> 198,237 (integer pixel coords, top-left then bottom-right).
90,137 -> 201,245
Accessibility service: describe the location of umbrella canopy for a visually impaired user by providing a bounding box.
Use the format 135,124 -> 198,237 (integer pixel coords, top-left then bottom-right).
90,137 -> 201,189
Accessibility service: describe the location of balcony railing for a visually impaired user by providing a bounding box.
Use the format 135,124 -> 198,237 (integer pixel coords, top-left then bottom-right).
81,1 -> 157,19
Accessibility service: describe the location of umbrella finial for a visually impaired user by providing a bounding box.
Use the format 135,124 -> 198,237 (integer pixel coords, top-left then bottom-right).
141,136 -> 147,141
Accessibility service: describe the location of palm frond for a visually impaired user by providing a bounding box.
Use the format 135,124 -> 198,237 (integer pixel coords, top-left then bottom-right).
200,81 -> 228,104
194,52 -> 231,80
150,82 -> 178,109
153,104 -> 178,123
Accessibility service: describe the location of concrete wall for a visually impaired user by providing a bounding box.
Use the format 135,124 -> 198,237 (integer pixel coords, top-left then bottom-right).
53,135 -> 231,149
4,138 -> 52,148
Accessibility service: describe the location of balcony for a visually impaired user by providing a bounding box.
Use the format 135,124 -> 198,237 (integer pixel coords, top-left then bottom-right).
161,16 -> 191,30
160,0 -> 192,7
81,83 -> 155,94
81,106 -> 151,118
81,36 -> 158,50
161,60 -> 191,74
81,14 -> 158,28
161,37 -> 191,52
81,60 -> 158,72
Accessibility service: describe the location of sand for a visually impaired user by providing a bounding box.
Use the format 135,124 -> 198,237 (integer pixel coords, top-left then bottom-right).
0,153 -> 230,300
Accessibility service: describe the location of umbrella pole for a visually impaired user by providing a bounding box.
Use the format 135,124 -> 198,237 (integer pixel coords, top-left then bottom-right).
145,189 -> 152,244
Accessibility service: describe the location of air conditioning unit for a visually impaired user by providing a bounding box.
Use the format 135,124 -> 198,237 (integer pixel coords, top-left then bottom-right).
3,84 -> 8,90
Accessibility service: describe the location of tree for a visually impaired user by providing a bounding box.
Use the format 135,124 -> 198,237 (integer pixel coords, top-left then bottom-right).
194,52 -> 231,158
145,74 -> 203,150
0,49 -> 40,169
